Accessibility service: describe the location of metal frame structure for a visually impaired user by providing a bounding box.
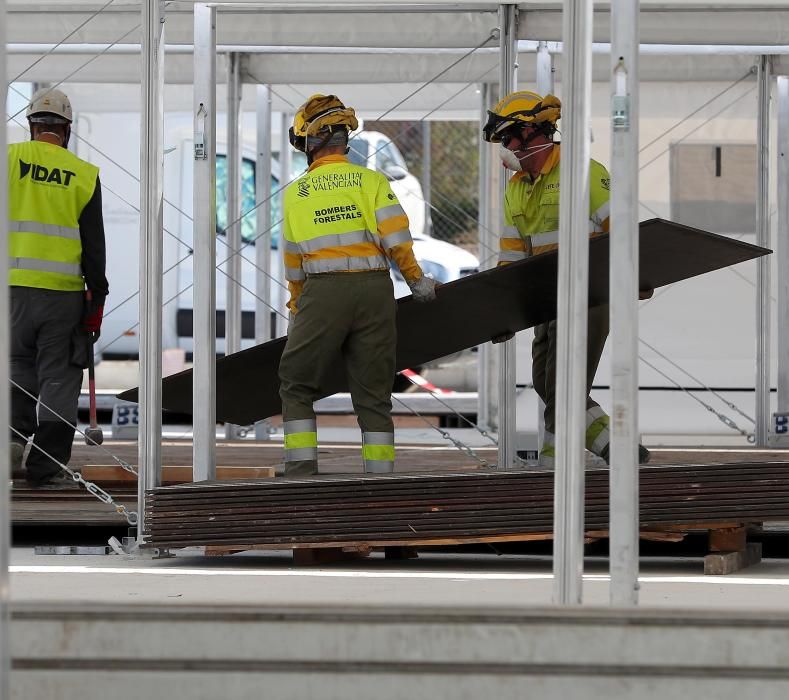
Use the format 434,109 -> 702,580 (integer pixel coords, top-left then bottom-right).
1,0 -> 9,687
192,3 -> 218,482
778,77 -> 789,425
755,55 -> 772,447
609,0 -> 640,606
115,1 -> 777,608
496,3 -> 518,470
553,0 -> 593,605
137,0 -> 166,539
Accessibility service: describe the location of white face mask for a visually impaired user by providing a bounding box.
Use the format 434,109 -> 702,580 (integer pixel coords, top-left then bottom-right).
498,142 -> 554,171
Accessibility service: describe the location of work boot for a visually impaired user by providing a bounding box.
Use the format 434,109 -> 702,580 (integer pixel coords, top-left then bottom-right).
26,470 -> 76,489
9,441 -> 25,477
538,432 -> 555,469
283,460 -> 319,478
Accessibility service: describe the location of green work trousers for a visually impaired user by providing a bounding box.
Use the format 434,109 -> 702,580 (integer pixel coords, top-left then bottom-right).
278,271 -> 397,475
532,303 -> 609,434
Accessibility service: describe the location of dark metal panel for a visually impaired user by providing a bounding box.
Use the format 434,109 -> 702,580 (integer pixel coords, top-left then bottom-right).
119,219 -> 769,424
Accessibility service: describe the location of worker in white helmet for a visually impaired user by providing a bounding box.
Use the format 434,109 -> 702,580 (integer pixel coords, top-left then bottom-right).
7,87 -> 108,487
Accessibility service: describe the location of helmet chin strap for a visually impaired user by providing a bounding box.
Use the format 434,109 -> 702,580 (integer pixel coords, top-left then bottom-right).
499,142 -> 554,171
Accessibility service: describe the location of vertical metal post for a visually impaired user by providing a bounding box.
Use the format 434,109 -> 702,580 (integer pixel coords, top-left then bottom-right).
224,52 -> 242,440
254,83 -> 273,441
138,0 -> 165,539
477,82 -> 497,431
422,121 -> 432,231
0,0 -> 10,690
609,0 -> 640,606
777,77 -> 789,418
536,41 -> 555,96
756,55 -> 772,447
277,112 -> 292,337
497,3 -> 518,469
193,3 -> 217,480
553,0 -> 593,605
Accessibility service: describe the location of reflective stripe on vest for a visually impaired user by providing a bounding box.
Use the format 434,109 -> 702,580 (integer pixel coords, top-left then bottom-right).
7,140 -> 97,291
284,161 -> 398,275
303,254 -> 388,275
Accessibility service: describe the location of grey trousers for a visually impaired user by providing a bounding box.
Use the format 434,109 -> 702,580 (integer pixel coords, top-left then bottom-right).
10,286 -> 87,482
532,303 -> 609,434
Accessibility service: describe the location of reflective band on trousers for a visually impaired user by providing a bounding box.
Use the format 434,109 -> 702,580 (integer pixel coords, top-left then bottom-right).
585,407 -> 610,455
296,228 -> 373,253
9,257 -> 82,277
284,419 -> 318,462
362,431 -> 395,473
8,220 -> 81,240
303,254 -> 388,275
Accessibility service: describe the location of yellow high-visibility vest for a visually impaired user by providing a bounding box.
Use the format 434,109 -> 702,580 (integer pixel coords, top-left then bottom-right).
282,154 -> 421,312
7,140 -> 98,291
500,145 -> 611,264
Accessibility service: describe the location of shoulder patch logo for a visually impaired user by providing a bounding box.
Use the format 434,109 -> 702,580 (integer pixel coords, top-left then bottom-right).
297,178 -> 310,198
387,193 -> 396,201
601,177 -> 610,191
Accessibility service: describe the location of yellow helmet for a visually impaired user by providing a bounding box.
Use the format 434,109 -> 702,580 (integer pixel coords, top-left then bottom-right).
289,94 -> 359,153
482,90 -> 561,143
27,87 -> 73,123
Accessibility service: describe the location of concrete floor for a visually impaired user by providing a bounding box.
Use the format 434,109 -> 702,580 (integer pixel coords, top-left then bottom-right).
10,548 -> 789,612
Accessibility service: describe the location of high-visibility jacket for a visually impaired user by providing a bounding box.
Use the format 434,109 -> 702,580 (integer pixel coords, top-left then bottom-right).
283,154 -> 422,312
7,140 -> 98,291
499,145 -> 610,264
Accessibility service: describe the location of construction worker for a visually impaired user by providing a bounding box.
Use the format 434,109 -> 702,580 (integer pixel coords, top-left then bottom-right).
279,94 -> 437,477
482,90 -> 650,468
7,87 -> 108,487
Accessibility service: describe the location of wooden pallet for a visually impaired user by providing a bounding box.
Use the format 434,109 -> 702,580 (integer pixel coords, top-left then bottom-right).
199,521 -> 762,574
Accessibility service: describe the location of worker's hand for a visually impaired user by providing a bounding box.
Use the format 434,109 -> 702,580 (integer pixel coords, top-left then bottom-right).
82,295 -> 104,336
408,275 -> 437,303
638,288 -> 654,300
491,330 -> 515,344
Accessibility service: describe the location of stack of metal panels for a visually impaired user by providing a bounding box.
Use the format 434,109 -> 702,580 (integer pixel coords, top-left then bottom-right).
145,463 -> 789,548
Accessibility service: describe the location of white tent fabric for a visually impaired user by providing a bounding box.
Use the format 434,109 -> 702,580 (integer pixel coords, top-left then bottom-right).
7,1 -> 789,49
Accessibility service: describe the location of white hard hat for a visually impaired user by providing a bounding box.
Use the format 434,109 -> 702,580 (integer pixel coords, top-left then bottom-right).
26,87 -> 73,123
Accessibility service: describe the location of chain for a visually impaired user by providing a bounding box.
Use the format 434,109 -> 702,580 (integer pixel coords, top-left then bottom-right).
640,357 -> 755,443
10,427 -> 138,525
391,396 -> 489,467
399,372 -> 498,445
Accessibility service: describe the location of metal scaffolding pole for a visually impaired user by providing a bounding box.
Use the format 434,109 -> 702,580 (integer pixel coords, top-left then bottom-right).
755,55 -> 772,447
778,77 -> 789,420
609,0 -> 640,606
497,3 -> 518,469
477,82 -> 497,431
0,0 -> 9,690
422,121 -> 432,231
277,112 -> 292,337
254,83 -> 273,441
536,41 -> 555,96
553,0 -> 593,605
224,51 -> 242,440
193,3 -> 217,480
137,0 -> 165,539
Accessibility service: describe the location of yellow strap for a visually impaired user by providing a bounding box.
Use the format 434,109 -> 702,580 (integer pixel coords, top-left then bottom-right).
284,431 -> 318,450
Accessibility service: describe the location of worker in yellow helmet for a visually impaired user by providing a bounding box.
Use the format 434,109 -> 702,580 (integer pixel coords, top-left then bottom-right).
278,94 -> 437,477
482,90 -> 650,468
7,87 -> 108,487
